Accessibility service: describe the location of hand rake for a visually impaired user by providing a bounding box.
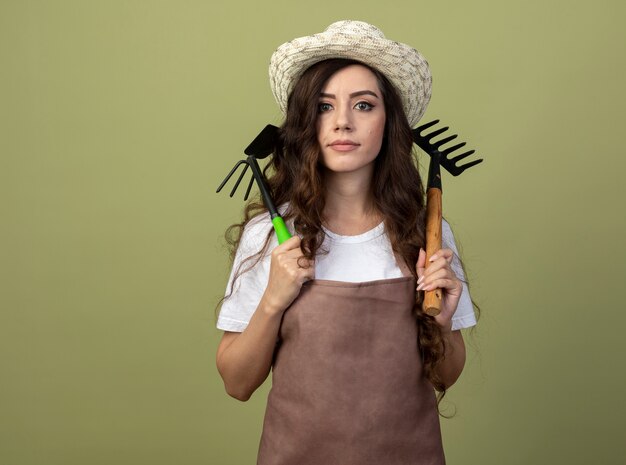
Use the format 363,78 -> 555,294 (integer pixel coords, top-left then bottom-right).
412,120 -> 483,316
216,124 -> 292,244
216,120 -> 484,294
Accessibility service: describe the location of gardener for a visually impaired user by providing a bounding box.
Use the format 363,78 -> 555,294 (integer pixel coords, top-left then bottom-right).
216,20 -> 477,465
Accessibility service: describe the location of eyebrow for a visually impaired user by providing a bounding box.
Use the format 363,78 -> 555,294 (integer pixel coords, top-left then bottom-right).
319,90 -> 380,99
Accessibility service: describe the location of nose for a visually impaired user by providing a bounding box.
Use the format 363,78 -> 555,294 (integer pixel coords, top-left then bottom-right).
333,104 -> 353,131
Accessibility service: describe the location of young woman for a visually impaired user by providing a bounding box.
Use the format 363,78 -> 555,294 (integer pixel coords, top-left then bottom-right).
216,21 -> 477,465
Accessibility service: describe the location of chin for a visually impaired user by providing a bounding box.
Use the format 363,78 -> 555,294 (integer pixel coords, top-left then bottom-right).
322,160 -> 377,174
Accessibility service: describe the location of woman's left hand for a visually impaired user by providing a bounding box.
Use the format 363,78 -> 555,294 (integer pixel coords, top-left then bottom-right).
415,248 -> 463,332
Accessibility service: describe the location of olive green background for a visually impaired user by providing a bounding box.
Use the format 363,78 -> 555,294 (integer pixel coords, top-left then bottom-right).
2,0 -> 625,464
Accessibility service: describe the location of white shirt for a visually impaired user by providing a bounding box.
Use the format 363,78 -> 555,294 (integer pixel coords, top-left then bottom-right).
217,214 -> 477,332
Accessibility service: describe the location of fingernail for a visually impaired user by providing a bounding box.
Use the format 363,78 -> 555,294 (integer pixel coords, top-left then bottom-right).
417,283 -> 424,291
417,275 -> 424,284
429,255 -> 437,262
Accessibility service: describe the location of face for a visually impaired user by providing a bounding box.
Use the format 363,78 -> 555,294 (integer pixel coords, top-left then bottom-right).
316,64 -> 386,176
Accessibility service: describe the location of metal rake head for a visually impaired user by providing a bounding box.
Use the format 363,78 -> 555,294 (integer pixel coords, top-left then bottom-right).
216,157 -> 257,200
217,120 -> 483,202
216,124 -> 280,201
216,125 -> 280,216
412,119 -> 483,176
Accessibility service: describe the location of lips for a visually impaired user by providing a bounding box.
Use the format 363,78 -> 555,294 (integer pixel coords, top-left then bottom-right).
329,140 -> 360,152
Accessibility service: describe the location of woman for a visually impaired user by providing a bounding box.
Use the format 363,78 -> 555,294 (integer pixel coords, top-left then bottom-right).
216,21 -> 477,465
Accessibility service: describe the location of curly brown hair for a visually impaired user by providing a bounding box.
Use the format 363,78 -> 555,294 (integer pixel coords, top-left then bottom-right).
222,58 -> 451,403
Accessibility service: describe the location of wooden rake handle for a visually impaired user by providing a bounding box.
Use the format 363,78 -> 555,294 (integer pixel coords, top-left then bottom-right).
423,187 -> 443,316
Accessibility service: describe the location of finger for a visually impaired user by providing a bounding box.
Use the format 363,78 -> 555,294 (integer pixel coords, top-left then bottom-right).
428,248 -> 454,264
418,267 -> 458,290
295,255 -> 315,269
278,246 -> 312,269
418,271 -> 462,293
423,278 -> 462,295
278,258 -> 313,274
277,248 -> 314,268
293,258 -> 315,282
416,248 -> 426,283
423,256 -> 454,278
299,265 -> 316,282
272,236 -> 301,260
283,259 -> 314,283
279,235 -> 302,251
284,245 -> 308,258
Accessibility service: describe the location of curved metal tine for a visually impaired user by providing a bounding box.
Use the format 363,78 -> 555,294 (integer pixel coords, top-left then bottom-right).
451,157 -> 483,176
457,158 -> 483,173
425,126 -> 449,141
434,134 -> 458,148
229,163 -> 250,197
450,149 -> 476,163
243,173 -> 255,201
416,119 -> 440,134
442,142 -> 466,155
216,159 -> 247,193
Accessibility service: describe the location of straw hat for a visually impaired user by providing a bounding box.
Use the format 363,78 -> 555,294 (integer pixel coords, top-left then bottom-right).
269,20 -> 432,128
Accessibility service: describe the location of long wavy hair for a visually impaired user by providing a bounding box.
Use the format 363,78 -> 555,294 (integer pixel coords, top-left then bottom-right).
221,58 -> 452,404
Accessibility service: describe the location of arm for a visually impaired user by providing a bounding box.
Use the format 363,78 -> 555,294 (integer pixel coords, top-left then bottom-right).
216,299 -> 284,401
216,235 -> 314,401
416,247 -> 467,390
434,329 -> 466,390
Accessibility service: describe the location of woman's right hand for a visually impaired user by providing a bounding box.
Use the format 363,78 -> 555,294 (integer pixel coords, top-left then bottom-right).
260,235 -> 315,316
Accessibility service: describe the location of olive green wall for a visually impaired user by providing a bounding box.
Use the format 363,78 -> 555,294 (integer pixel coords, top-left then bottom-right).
2,1 -> 625,464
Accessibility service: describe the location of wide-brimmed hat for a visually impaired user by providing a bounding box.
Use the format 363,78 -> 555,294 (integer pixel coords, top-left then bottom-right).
269,20 -> 432,128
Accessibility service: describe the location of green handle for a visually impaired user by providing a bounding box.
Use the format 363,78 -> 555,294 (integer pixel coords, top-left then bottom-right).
272,216 -> 292,244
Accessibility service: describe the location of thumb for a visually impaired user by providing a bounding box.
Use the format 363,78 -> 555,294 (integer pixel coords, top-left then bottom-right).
278,234 -> 301,251
416,248 -> 426,279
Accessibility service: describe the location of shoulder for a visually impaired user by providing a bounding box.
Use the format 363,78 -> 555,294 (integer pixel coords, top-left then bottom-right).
440,220 -> 477,330
236,214 -> 274,260
241,203 -> 290,244
441,218 -> 458,251
440,218 -> 465,277
246,204 -> 289,231
243,212 -> 274,240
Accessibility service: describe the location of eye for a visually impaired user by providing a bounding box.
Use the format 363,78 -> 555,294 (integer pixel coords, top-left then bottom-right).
318,102 -> 333,113
355,101 -> 374,111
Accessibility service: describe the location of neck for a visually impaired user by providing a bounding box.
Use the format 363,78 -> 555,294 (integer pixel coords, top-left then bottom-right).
322,167 -> 381,235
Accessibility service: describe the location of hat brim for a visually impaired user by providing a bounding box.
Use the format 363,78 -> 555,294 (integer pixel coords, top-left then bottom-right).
269,24 -> 432,127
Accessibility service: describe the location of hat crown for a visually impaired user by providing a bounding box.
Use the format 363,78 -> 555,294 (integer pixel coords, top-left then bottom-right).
324,20 -> 386,40
269,20 -> 432,127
